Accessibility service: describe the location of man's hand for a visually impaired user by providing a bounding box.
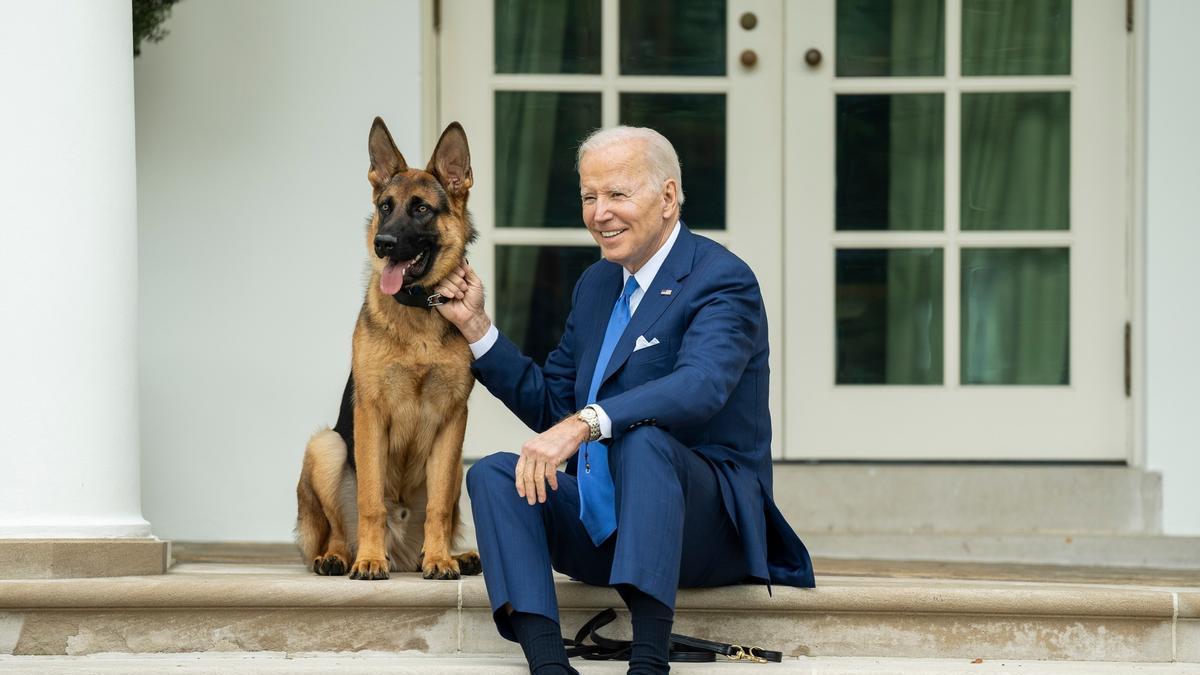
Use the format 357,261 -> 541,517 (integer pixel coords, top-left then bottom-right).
434,261 -> 492,342
515,416 -> 589,505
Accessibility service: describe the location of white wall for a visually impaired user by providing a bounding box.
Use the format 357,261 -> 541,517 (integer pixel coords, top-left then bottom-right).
135,0 -> 424,541
1146,0 -> 1200,536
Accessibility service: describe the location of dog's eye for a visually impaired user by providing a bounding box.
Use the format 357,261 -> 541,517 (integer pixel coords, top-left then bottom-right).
416,204 -> 429,214
380,202 -> 391,213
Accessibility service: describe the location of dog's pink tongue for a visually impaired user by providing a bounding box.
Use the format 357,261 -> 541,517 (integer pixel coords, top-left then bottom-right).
380,261 -> 411,295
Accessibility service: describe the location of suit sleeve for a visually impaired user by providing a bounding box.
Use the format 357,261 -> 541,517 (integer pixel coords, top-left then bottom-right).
469,275 -> 583,433
596,258 -> 762,436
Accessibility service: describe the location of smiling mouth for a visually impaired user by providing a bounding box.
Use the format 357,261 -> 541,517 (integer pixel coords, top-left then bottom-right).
379,248 -> 432,295
597,228 -> 627,240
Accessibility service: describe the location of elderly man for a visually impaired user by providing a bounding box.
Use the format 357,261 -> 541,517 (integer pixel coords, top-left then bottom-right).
434,127 -> 813,675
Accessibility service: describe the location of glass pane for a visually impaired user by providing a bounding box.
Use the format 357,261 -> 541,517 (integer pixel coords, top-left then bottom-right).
962,0 -> 1071,76
620,0 -> 726,76
837,0 -> 945,77
961,248 -> 1069,384
495,91 -> 601,228
837,94 -> 944,231
836,249 -> 944,385
961,92 -> 1069,231
496,245 -> 602,366
495,0 -> 602,74
620,93 -> 726,230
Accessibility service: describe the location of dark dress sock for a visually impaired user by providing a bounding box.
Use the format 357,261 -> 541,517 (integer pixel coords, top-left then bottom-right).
508,611 -> 578,675
616,584 -> 674,674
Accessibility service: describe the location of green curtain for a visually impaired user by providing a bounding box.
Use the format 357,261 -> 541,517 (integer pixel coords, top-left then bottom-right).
957,0 -> 1071,384
881,3 -> 945,384
494,3 -> 570,344
878,0 -> 1071,385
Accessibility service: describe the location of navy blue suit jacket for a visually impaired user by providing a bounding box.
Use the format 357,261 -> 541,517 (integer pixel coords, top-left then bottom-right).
472,225 -> 815,589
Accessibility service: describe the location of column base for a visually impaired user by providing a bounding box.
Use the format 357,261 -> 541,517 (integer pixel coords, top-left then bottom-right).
0,539 -> 169,580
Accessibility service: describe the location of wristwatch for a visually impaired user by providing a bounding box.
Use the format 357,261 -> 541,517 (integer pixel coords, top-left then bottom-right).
576,405 -> 602,442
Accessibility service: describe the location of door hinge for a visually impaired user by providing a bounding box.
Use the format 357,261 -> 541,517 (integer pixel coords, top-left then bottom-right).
433,0 -> 441,33
1126,0 -> 1134,33
1124,321 -> 1132,397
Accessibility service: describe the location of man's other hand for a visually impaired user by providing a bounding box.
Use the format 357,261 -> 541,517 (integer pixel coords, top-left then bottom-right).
434,262 -> 491,342
515,417 -> 588,505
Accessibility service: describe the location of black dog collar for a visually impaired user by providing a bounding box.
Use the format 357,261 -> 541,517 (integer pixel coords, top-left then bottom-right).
392,285 -> 446,309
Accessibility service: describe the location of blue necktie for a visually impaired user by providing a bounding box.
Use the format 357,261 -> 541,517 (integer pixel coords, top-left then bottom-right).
578,276 -> 639,545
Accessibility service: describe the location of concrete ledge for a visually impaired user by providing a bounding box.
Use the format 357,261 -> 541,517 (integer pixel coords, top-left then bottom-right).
0,565 -> 1187,618
0,654 -> 1197,674
770,465 -> 1161,535
1,564 -> 1197,662
800,532 -> 1200,569
0,539 -> 169,579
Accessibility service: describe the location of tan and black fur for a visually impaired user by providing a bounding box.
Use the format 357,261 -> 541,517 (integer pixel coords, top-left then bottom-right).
295,117 -> 480,580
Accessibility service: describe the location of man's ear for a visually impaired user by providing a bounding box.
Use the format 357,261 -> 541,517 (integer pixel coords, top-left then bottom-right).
661,179 -> 680,218
427,122 -> 473,197
368,117 -> 408,189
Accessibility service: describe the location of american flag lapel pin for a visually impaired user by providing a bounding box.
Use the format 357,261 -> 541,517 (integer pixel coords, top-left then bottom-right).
660,289 -> 673,296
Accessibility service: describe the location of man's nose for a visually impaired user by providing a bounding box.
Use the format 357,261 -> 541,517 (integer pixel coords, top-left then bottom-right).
592,197 -> 613,221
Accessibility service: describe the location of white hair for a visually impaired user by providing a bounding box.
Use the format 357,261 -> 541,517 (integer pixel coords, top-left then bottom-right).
576,126 -> 685,206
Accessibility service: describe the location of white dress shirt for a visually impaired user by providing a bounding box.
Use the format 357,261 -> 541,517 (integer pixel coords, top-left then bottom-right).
470,221 -> 682,439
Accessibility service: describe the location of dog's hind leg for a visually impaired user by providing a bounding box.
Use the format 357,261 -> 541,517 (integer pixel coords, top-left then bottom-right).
297,429 -> 355,576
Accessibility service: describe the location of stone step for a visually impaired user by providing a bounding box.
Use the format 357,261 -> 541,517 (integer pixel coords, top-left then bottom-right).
701,464 -> 1161,535
800,531 -> 1200,569
0,654 -> 1196,674
2,562 -> 1198,663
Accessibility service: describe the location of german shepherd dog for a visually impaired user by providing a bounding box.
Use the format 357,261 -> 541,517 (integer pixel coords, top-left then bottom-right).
295,117 -> 481,581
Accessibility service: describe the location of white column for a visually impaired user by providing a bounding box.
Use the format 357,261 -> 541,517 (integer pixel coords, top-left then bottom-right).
0,1 -> 150,539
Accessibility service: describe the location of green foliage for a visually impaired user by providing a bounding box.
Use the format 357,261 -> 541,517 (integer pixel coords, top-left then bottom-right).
133,0 -> 182,57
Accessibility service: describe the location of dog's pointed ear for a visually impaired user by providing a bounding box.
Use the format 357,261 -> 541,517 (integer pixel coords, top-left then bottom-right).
368,117 -> 408,188
426,122 -> 473,197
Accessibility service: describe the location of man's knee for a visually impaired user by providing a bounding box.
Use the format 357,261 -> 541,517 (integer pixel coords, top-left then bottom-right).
609,426 -> 684,472
466,451 -> 519,498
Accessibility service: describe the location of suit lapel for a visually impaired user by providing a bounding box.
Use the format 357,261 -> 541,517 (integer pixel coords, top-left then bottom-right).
600,225 -> 697,385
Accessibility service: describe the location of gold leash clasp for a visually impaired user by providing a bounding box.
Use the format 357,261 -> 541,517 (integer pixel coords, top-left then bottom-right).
727,645 -> 769,664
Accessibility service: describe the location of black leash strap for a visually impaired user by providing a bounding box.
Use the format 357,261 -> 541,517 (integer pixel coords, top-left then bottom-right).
563,608 -> 783,663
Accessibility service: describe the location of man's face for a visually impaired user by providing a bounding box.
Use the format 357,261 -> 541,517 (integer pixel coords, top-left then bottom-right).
579,142 -> 673,273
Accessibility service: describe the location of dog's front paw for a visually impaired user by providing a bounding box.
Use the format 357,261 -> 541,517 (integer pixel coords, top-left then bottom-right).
420,552 -> 461,580
455,551 -> 482,576
312,553 -> 349,576
349,556 -> 390,580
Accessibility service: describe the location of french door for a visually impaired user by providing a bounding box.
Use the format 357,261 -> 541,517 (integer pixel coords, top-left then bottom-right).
438,0 -> 1130,462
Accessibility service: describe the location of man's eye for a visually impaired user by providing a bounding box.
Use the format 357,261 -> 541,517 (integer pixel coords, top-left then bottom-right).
582,196 -> 595,204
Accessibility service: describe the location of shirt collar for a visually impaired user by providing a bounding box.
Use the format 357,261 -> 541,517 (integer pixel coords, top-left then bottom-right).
622,220 -> 681,294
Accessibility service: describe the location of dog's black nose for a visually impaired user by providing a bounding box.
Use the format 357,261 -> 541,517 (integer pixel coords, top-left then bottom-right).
374,234 -> 397,258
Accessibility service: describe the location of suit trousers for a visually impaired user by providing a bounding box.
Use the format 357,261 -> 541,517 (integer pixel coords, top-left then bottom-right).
466,426 -> 749,641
